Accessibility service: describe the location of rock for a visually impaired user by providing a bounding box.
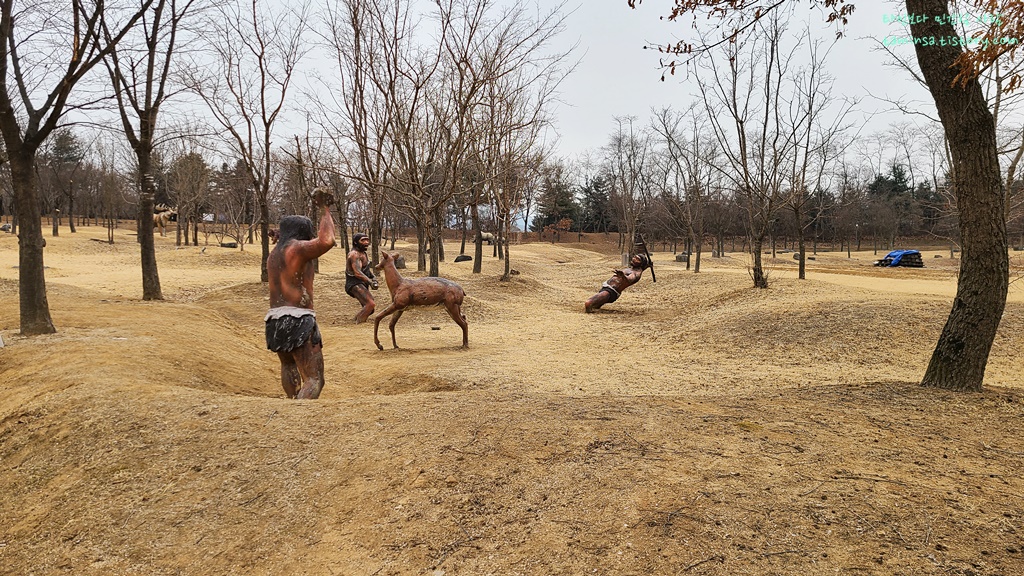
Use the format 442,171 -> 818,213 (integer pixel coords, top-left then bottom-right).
394,254 -> 406,269
454,254 -> 472,262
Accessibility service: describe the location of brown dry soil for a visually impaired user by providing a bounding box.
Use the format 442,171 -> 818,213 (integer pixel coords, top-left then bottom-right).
1,225 -> 1023,576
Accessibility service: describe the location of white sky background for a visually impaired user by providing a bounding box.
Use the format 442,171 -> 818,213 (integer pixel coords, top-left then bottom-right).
71,0 -> 996,178
547,0 -> 936,159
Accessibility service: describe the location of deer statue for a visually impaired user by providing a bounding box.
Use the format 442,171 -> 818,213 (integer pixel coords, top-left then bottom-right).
153,204 -> 177,237
373,251 -> 468,350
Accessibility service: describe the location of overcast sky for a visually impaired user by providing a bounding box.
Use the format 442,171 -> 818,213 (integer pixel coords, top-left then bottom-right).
548,1 -> 935,159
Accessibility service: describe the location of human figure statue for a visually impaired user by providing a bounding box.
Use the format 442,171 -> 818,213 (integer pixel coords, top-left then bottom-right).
584,253 -> 651,313
265,189 -> 336,399
346,232 -> 378,323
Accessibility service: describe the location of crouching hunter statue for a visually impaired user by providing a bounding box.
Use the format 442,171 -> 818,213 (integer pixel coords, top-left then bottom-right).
265,189 -> 336,399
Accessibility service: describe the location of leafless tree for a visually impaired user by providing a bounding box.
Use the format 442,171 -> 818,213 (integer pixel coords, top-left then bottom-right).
474,0 -> 572,279
650,105 -> 719,272
103,0 -> 199,299
165,144 -> 211,246
603,116 -> 654,253
321,0 -> 395,266
0,0 -> 155,334
187,0 -> 310,280
693,13 -> 802,288
781,39 -> 856,279
40,128 -> 87,237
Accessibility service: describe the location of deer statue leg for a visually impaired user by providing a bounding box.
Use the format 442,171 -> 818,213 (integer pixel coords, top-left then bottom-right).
444,301 -> 469,348
388,309 -> 404,349
373,303 -> 400,351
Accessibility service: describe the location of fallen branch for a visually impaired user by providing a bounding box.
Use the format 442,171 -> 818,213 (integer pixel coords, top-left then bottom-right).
683,554 -> 724,571
623,431 -> 649,455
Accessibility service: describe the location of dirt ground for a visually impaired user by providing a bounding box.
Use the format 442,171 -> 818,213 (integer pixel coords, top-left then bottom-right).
1,223 -> 1023,576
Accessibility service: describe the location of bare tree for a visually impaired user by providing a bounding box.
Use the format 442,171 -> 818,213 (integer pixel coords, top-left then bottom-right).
40,128 -> 87,236
651,105 -> 719,272
692,16 -> 803,288
603,116 -> 654,253
188,0 -> 309,281
632,0 -> 1016,390
0,0 -> 154,334
321,0 -> 395,266
166,145 -> 211,246
474,0 -> 572,279
104,0 -> 199,300
782,39 -> 856,279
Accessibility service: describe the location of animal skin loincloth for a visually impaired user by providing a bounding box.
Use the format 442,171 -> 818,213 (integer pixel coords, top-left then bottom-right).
265,307 -> 322,352
599,282 -> 620,303
345,273 -> 369,297
345,264 -> 375,297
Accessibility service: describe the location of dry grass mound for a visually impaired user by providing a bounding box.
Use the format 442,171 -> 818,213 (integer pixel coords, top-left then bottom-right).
0,225 -> 1022,575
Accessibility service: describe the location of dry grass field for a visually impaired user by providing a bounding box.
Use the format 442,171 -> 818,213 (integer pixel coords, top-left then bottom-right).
1,223 -> 1023,575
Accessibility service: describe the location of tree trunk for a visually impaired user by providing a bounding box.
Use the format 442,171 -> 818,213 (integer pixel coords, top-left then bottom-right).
138,174 -> 163,300
794,206 -> 806,280
11,153 -> 56,334
260,199 -> 270,282
471,204 -> 483,274
10,199 -> 18,236
428,208 -> 443,276
910,0 -> 1008,392
416,220 -> 427,272
67,185 -> 76,233
501,215 -> 513,281
751,235 -> 768,289
459,206 -> 468,255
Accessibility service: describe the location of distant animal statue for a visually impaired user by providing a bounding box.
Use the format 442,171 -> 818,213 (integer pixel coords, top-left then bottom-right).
479,231 -> 495,245
373,251 -> 468,350
153,204 -> 177,236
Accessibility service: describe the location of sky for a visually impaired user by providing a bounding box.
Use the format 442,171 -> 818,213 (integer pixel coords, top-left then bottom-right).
547,1 -> 935,159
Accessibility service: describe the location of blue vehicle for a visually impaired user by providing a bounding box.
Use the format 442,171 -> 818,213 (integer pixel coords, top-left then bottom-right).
874,249 -> 924,268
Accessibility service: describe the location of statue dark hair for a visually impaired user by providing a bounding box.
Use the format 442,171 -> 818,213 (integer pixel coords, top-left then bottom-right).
278,215 -> 315,243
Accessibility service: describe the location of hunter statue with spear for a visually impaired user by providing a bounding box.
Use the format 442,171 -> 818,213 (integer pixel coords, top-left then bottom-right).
584,232 -> 656,313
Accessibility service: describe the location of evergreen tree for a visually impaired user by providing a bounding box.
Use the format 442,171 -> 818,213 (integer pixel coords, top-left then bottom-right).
579,175 -> 613,233
529,165 -> 579,231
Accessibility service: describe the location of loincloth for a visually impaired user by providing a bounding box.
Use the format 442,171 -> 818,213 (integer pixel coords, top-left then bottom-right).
265,307 -> 322,352
345,273 -> 369,297
599,282 -> 620,303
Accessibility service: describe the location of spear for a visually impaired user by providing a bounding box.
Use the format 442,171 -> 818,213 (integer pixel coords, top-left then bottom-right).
633,231 -> 656,282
